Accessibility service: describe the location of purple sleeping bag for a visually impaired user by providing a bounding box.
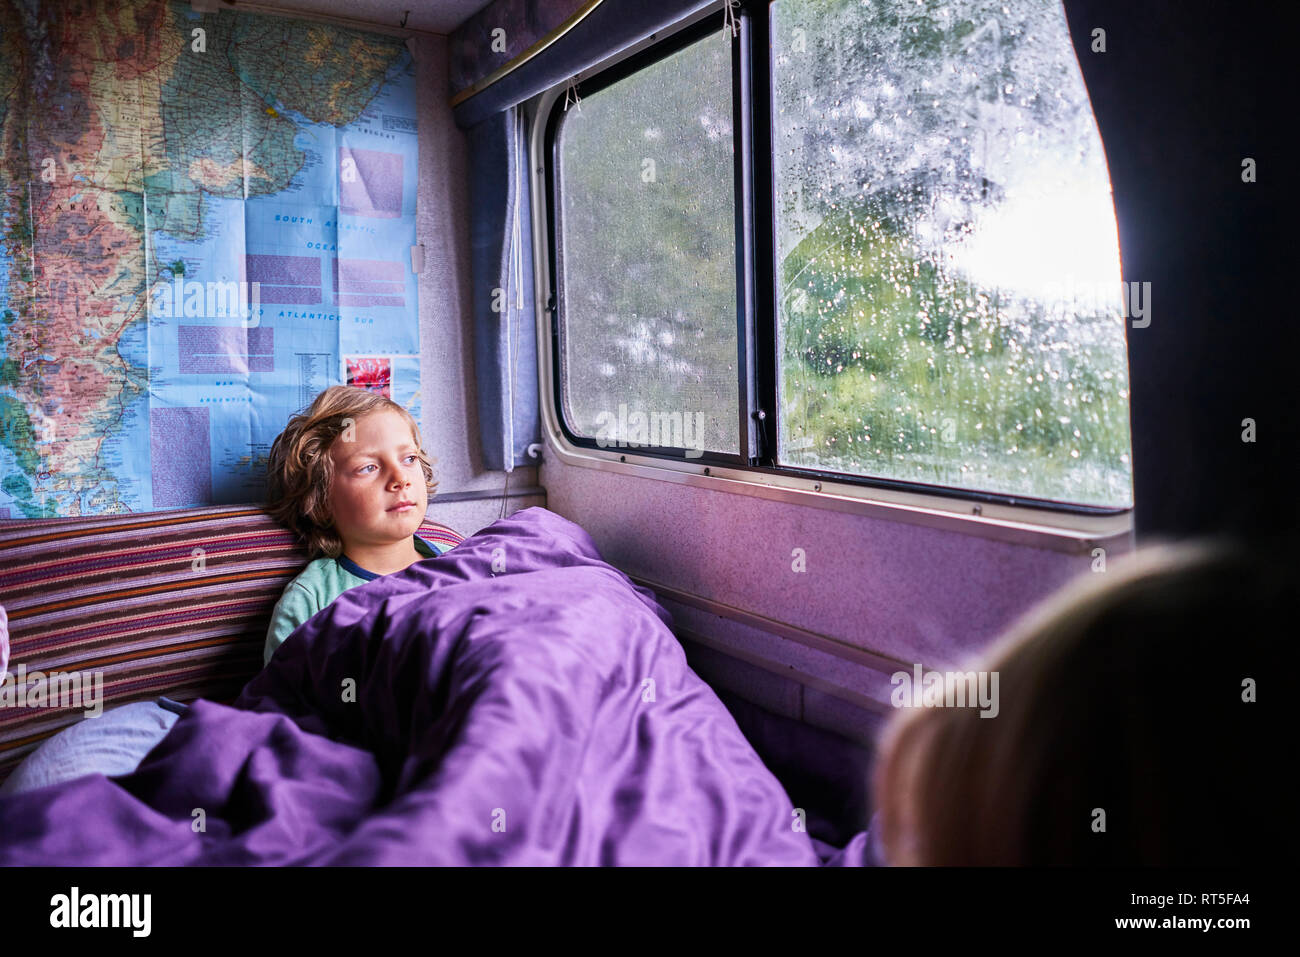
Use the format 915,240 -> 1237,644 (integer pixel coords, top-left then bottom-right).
0,506 -> 865,865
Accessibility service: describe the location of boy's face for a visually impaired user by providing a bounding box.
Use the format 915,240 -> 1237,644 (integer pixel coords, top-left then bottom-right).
325,409 -> 428,553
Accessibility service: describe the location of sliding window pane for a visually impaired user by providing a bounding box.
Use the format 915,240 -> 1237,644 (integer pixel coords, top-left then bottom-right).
772,0 -> 1133,506
555,33 -> 739,456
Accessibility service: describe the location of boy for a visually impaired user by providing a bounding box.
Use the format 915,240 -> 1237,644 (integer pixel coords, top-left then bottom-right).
262,385 -> 444,665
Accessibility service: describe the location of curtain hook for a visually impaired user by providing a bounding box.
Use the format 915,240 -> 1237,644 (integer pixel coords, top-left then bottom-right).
723,0 -> 741,39
563,74 -> 582,113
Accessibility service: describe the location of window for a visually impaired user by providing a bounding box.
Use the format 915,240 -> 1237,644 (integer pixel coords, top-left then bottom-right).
772,0 -> 1132,508
552,29 -> 740,456
547,0 -> 1133,511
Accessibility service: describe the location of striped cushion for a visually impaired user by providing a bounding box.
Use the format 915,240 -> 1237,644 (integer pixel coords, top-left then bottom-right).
0,504 -> 464,787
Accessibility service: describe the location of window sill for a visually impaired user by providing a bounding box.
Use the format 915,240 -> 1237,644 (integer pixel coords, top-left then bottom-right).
541,426 -> 1133,556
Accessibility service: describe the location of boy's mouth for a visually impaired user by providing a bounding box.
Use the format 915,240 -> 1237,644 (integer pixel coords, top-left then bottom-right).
387,501 -> 417,512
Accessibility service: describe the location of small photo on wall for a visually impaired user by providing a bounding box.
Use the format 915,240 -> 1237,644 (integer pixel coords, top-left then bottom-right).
345,356 -> 392,397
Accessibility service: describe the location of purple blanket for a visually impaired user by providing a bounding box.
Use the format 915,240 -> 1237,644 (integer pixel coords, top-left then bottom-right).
0,507 -> 865,865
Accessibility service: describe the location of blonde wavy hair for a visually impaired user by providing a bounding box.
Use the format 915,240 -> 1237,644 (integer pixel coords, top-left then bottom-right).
264,385 -> 438,560
871,537 -> 1286,866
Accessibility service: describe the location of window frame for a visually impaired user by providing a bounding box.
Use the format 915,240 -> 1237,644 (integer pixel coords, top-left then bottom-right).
544,12 -> 752,466
533,0 -> 1134,547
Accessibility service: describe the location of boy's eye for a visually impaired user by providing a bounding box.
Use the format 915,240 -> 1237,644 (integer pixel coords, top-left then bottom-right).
358,454 -> 418,474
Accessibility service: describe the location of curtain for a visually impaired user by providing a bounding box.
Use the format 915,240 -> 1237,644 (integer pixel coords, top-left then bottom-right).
468,105 -> 539,472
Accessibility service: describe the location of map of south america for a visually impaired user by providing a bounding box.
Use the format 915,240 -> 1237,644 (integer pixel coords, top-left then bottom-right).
0,0 -> 421,517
